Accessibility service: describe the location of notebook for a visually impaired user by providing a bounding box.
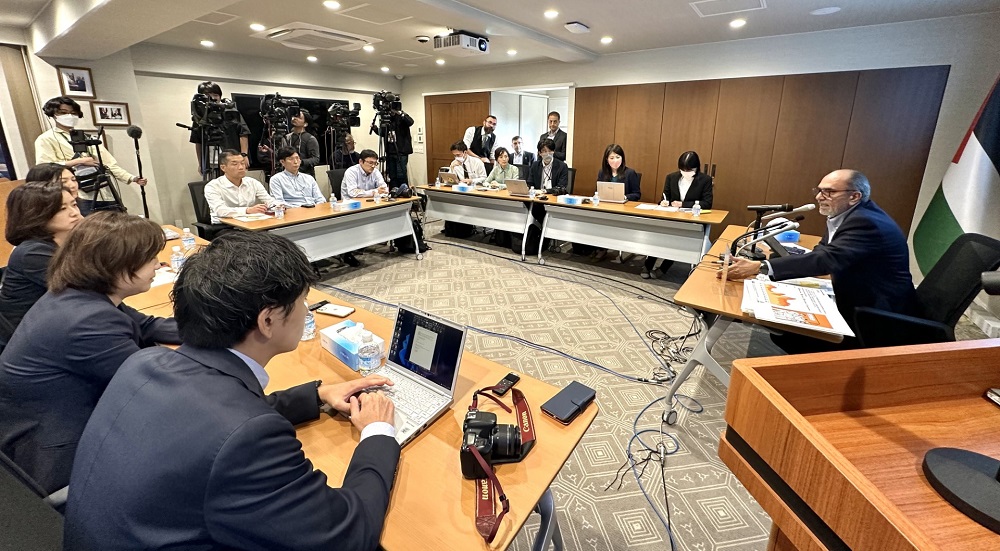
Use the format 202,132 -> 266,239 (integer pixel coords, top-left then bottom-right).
596,181 -> 626,203
368,305 -> 468,446
505,179 -> 531,197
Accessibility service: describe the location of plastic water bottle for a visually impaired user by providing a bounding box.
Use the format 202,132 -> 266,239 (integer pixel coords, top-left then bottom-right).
170,246 -> 184,272
692,200 -> 702,217
592,191 -> 601,207
274,204 -> 285,219
181,228 -> 196,251
301,308 -> 316,341
357,331 -> 382,375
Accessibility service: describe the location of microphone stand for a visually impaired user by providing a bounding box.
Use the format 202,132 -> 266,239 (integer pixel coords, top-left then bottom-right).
132,136 -> 150,219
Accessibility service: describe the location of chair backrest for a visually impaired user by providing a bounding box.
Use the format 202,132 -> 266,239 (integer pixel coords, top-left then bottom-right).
515,164 -> 529,179
188,181 -> 211,225
566,167 -> 576,194
313,164 -> 331,198
327,169 -> 348,201
917,233 -> 1000,326
0,451 -> 64,547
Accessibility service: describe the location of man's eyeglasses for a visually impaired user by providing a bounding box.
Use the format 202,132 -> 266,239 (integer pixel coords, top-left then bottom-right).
362,160 -> 378,167
813,187 -> 857,198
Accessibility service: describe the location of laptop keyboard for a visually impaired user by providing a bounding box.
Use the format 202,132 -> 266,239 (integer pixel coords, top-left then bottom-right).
369,367 -> 448,421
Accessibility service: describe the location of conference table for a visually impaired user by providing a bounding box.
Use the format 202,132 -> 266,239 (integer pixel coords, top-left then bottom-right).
418,186 -> 536,260
122,225 -> 209,311
137,286 -> 598,550
220,197 -> 423,262
663,224 -> 830,424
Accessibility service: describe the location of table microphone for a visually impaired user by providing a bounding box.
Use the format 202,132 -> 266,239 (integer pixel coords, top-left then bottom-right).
747,203 -> 793,212
735,221 -> 800,258
762,203 -> 815,221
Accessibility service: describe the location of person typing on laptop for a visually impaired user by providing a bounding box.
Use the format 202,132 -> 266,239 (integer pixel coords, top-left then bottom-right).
597,144 -> 641,201
63,231 -> 400,550
449,141 -> 487,184
483,147 -> 520,187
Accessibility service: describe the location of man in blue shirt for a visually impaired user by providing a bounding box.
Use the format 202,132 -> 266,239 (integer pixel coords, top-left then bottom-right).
343,149 -> 389,198
269,147 -> 327,207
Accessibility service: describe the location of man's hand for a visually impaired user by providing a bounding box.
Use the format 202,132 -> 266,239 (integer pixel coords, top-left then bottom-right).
318,375 -> 394,414
377,184 -> 389,195
481,157 -> 489,163
717,258 -> 761,280
349,391 -> 395,431
460,179 -> 471,184
246,204 -> 268,214
133,177 -> 148,187
450,159 -> 462,169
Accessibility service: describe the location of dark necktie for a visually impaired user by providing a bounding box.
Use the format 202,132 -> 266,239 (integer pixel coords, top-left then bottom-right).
462,162 -> 468,179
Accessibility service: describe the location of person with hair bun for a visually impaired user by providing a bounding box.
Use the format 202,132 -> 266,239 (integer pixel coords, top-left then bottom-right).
0,211 -> 180,494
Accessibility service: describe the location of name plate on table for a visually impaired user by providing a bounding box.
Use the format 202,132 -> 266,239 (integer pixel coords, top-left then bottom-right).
453,184 -> 473,192
556,195 -> 585,205
334,200 -> 363,211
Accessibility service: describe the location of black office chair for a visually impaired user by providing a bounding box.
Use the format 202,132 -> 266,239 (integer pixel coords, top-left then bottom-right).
566,167 -> 576,195
187,181 -> 228,240
0,451 -> 64,549
854,233 -> 1000,348
327,169 -> 348,201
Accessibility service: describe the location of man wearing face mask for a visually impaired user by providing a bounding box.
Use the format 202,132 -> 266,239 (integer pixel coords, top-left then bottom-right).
448,141 -> 487,184
189,82 -> 251,174
526,138 -> 568,196
34,96 -> 147,214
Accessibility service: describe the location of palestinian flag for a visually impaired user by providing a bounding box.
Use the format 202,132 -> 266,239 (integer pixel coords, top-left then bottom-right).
913,75 -> 1000,275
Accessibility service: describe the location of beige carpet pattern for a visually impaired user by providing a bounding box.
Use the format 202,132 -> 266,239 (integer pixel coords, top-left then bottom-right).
316,220 -> 984,551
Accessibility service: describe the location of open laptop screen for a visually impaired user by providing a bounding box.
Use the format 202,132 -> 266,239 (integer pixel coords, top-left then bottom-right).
388,306 -> 466,392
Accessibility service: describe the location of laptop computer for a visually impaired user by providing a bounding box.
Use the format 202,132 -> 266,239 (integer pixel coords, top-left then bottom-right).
438,171 -> 461,186
505,179 -> 531,197
367,305 -> 468,447
596,181 -> 626,203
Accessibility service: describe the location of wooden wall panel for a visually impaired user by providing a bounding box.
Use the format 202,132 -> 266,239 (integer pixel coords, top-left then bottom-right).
766,72 -> 859,236
656,80 -> 721,198
424,92 -> 490,183
611,83 -> 665,201
571,86 -> 618,197
709,76 -> 784,238
842,66 -> 950,234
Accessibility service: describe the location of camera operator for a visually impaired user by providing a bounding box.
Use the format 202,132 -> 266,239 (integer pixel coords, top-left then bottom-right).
189,82 -> 250,172
259,108 -> 320,176
333,133 -> 360,169
378,108 -> 413,186
34,96 -> 146,214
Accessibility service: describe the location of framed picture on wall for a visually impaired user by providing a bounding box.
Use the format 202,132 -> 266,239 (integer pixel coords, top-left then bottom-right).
90,101 -> 130,126
56,66 -> 96,99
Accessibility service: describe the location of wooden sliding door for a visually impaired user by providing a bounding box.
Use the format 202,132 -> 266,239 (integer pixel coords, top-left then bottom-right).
424,92 -> 490,184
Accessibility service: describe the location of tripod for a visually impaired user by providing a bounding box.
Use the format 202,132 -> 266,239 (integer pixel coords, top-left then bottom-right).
70,129 -> 126,213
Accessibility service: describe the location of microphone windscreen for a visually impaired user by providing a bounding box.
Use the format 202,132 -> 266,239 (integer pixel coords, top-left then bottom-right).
126,125 -> 143,139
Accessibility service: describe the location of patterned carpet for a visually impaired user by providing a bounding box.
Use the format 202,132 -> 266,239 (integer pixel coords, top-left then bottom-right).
316,220 -> 985,551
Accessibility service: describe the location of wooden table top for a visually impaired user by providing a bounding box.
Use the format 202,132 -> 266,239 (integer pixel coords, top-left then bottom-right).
220,197 -> 418,231
417,184 -> 729,224
142,288 -> 597,550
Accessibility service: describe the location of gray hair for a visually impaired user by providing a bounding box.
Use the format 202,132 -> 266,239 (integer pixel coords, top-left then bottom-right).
844,170 -> 871,202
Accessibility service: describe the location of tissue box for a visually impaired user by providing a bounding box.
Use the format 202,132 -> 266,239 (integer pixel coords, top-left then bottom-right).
556,195 -> 584,205
334,200 -> 363,211
454,184 -> 473,192
319,320 -> 386,371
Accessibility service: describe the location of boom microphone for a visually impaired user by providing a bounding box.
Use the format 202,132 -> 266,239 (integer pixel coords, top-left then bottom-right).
127,125 -> 150,218
762,203 -> 815,221
747,203 -> 793,212
126,125 -> 143,140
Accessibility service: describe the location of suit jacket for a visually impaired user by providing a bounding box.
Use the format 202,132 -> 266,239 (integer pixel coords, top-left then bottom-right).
64,345 -> 400,551
0,288 -> 179,494
598,167 -> 641,201
0,238 -> 55,343
511,151 -> 534,166
768,200 -> 919,327
526,158 -> 569,195
662,171 -> 713,208
539,130 -> 568,161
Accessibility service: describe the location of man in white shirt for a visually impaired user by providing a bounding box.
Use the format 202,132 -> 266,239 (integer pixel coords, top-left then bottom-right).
509,136 -> 534,166
342,150 -> 389,198
268,147 -> 327,207
462,115 -> 498,163
204,149 -> 276,223
448,141 -> 487,184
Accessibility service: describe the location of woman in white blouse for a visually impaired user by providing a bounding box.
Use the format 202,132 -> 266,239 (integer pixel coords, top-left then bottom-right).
643,151 -> 714,279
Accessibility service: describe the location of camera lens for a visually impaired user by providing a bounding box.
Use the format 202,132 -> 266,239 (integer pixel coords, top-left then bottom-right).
493,424 -> 521,458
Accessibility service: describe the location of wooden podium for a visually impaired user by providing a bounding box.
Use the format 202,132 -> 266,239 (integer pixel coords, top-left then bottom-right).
720,339 -> 1000,550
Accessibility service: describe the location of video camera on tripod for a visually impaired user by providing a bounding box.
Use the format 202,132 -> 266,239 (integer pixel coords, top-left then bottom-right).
260,93 -> 300,135
190,93 -> 239,146
328,101 -> 361,135
68,129 -> 125,211
370,90 -> 402,134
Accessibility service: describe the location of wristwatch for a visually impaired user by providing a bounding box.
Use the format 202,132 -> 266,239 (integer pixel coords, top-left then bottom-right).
314,380 -> 325,408
758,262 -> 770,277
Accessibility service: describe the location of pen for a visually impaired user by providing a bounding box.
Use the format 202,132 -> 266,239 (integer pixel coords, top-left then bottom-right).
662,193 -> 667,203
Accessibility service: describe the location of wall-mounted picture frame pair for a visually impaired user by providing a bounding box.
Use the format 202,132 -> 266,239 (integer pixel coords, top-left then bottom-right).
55,65 -> 131,126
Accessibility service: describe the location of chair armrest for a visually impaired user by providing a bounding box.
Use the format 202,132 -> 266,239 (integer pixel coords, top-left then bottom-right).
853,306 -> 955,348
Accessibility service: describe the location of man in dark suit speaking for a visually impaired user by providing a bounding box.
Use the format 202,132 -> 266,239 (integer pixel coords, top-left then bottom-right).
722,169 -> 919,352
64,232 -> 399,550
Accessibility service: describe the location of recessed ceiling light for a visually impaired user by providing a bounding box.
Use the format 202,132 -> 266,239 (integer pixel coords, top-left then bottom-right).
323,1 -> 341,9
544,9 -> 558,19
363,44 -> 375,52
600,36 -> 613,45
307,55 -> 318,62
507,49 -> 517,56
435,59 -> 445,65
200,40 -> 214,47
810,7 -> 841,15
381,66 -> 390,72
730,18 -> 746,28
249,23 -> 266,32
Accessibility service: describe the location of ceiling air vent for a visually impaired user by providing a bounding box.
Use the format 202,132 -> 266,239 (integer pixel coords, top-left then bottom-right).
252,22 -> 382,51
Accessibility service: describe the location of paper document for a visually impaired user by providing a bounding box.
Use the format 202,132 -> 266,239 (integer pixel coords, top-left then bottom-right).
783,277 -> 834,296
634,204 -> 659,210
742,279 -> 854,337
232,213 -> 272,222
151,266 -> 177,288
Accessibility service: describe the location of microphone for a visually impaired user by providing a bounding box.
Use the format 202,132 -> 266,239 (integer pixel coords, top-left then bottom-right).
735,221 -> 800,258
126,125 -> 150,218
126,125 -> 142,140
762,203 -> 815,221
747,203 -> 793,212
983,272 -> 1000,296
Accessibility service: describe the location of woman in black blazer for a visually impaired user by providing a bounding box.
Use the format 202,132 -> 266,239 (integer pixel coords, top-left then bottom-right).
643,151 -> 714,278
0,212 -> 181,493
597,143 -> 641,201
0,179 -> 82,346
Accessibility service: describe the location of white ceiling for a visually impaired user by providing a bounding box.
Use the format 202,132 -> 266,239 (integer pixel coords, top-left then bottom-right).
0,0 -> 51,27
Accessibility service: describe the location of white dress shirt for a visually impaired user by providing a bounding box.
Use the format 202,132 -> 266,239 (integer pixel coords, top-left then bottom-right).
462,126 -> 499,160
826,202 -> 860,240
450,156 -> 488,184
342,164 -> 386,198
677,174 -> 694,202
268,170 -> 327,207
204,175 -> 275,223
511,151 -> 525,164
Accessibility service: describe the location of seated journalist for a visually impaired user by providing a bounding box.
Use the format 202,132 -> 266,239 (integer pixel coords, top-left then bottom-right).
64,231 -> 399,550
526,138 -> 568,195
268,147 -> 327,207
720,169 -> 918,353
644,150 -> 713,278
204,149 -> 277,223
0,212 -> 180,494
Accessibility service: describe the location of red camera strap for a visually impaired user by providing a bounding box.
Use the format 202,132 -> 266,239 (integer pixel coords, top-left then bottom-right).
468,386 -> 536,543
